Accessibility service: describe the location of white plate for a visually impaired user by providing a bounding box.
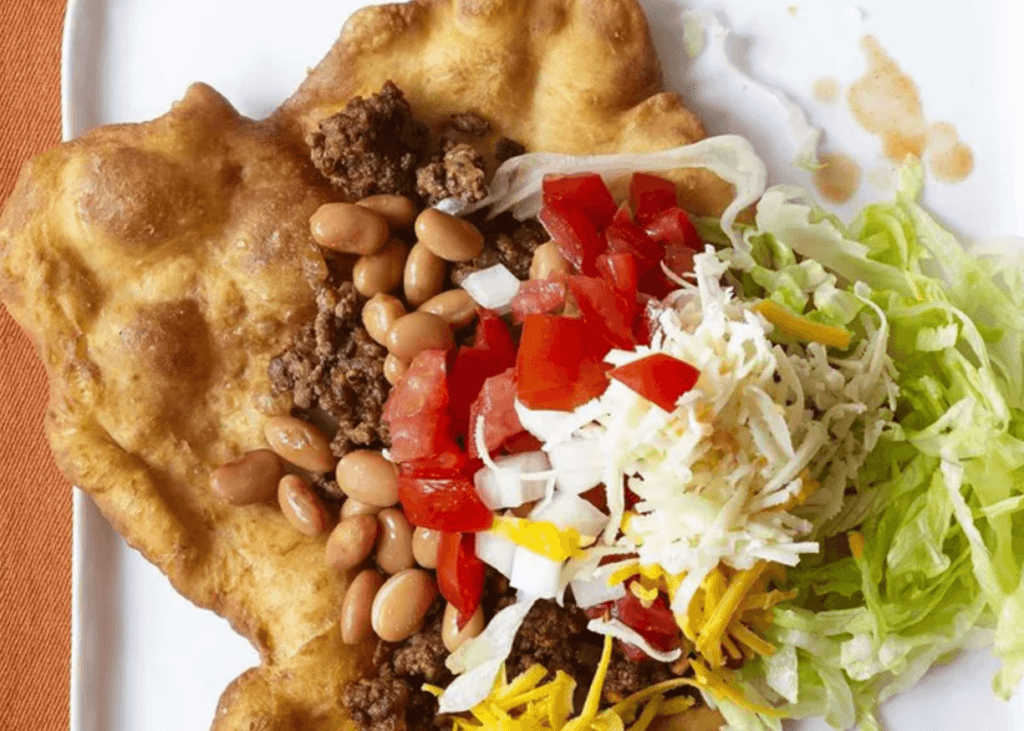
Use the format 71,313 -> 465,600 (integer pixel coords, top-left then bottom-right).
63,1 -> 1024,729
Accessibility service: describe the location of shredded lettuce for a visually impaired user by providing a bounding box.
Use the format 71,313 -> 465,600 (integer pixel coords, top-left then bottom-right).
727,162 -> 1024,728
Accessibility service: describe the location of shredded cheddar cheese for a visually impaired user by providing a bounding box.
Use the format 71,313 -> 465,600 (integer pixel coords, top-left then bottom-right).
754,300 -> 853,349
491,516 -> 587,562
443,635 -> 700,731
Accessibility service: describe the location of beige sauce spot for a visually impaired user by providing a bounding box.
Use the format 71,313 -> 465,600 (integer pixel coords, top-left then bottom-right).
847,36 -> 973,183
788,5 -> 798,16
928,121 -> 975,182
813,77 -> 841,104
814,152 -> 862,204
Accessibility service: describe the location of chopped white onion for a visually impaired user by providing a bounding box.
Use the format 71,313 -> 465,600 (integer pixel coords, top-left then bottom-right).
434,197 -> 467,216
461,264 -> 520,314
547,437 -> 605,494
510,548 -> 564,600
514,400 -> 572,442
475,531 -> 517,577
586,618 -> 683,663
570,575 -> 627,609
440,597 -> 538,712
473,452 -> 553,509
529,491 -> 609,538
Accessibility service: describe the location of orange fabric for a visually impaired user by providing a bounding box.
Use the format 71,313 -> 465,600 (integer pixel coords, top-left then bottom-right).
0,2 -> 72,730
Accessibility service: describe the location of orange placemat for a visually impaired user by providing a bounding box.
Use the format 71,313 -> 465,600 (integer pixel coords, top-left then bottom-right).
0,2 -> 72,730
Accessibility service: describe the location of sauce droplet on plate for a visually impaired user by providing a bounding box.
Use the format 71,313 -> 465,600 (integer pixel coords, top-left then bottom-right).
847,36 -> 973,184
813,77 -> 840,104
928,121 -> 975,183
814,151 -> 862,204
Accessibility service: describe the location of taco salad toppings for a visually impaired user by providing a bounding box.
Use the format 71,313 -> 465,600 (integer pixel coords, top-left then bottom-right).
207,83 -> 1024,731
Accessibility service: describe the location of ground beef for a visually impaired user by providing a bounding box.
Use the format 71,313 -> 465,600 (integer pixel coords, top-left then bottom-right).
494,136 -> 526,162
344,576 -> 687,731
344,609 -> 451,731
450,216 -> 549,285
505,597 -> 676,704
416,143 -> 488,205
310,81 -> 429,200
268,281 -> 390,459
447,112 -> 491,137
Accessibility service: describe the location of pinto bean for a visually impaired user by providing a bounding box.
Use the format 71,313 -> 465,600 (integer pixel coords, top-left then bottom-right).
264,416 -> 335,473
340,569 -> 385,644
210,449 -> 283,506
310,202 -> 390,256
414,209 -> 484,262
370,569 -> 438,642
336,450 -> 399,507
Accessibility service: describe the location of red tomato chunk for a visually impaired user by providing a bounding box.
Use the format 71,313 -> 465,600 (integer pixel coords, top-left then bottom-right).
608,353 -> 700,412
510,278 -> 567,323
382,350 -> 459,464
645,207 -> 703,252
438,532 -> 486,624
605,204 -> 662,272
542,173 -> 617,230
516,314 -> 611,411
539,199 -> 604,276
448,310 -> 517,439
468,368 -> 524,458
568,275 -> 635,351
397,473 -> 494,532
629,173 -> 678,226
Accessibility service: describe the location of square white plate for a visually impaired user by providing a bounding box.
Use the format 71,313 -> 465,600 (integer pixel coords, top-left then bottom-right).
63,1 -> 1024,729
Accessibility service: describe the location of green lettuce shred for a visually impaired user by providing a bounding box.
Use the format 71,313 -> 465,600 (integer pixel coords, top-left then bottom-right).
721,163 -> 1024,728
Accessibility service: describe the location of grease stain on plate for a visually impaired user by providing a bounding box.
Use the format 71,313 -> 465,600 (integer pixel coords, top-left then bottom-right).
928,121 -> 975,182
812,77 -> 841,104
814,151 -> 862,203
847,35 -> 973,183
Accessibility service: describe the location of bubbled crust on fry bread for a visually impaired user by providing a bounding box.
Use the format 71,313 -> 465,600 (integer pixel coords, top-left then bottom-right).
0,81 -> 353,669
279,0 -> 734,217
0,2 -> 732,731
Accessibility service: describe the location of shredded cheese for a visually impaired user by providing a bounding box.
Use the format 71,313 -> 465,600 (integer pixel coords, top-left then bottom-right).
754,300 -> 853,349
491,516 -> 587,562
447,635 -> 704,731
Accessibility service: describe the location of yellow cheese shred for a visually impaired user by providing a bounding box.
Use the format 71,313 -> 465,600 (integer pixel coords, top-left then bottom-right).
449,635 -> 707,731
491,516 -> 586,562
755,300 -> 853,349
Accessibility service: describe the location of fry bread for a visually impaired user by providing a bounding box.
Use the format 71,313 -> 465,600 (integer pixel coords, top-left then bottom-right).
0,1 -> 731,729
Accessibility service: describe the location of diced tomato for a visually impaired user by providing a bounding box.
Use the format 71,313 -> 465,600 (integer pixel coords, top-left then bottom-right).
605,205 -> 662,272
448,311 -> 518,439
382,350 -> 459,464
437,532 -> 486,624
568,275 -> 634,351
539,199 -> 605,276
583,602 -> 614,620
608,353 -> 701,412
510,278 -> 567,323
399,450 -> 469,478
467,368 -> 524,458
645,207 -> 703,252
596,252 -> 639,302
473,309 -> 516,365
542,173 -> 617,230
664,244 -> 695,278
636,264 -> 676,300
620,642 -> 652,663
501,431 -> 544,455
516,315 -> 611,411
632,294 -> 661,347
614,587 -> 680,658
629,173 -> 678,226
397,474 -> 494,532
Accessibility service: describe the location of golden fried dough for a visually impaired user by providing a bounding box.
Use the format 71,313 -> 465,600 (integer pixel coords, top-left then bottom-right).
280,0 -> 734,216
0,2 -> 731,730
